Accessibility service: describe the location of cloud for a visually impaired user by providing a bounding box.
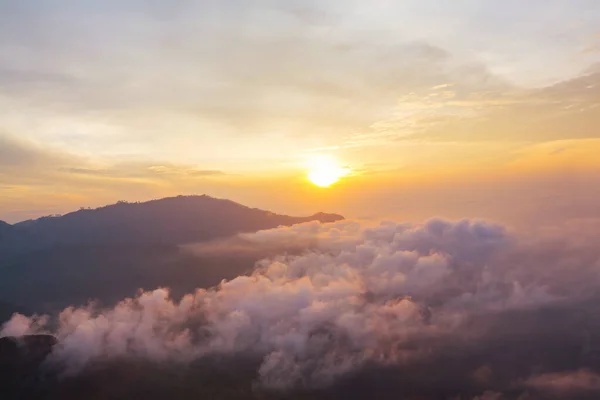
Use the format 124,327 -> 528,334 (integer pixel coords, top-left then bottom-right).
0,0 -> 516,160
61,168 -> 113,176
63,163 -> 226,179
0,134 -> 73,168
0,135 -> 228,183
0,135 -> 234,222
4,217 -> 600,398
472,392 -> 504,400
0,313 -> 48,337
0,133 -> 86,190
182,219 -> 363,258
1,1 -> 598,218
525,370 -> 600,395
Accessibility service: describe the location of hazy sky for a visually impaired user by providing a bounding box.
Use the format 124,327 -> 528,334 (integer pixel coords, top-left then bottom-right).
1,1 -> 600,223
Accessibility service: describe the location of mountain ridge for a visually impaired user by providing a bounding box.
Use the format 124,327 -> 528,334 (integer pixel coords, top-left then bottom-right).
0,195 -> 343,258
11,195 -> 342,226
0,195 -> 343,316
0,221 -> 12,242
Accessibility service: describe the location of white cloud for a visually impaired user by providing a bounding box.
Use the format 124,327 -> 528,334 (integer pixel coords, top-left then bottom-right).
4,218 -> 585,390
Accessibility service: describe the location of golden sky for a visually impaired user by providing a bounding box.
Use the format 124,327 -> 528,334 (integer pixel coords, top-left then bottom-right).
1,1 -> 600,224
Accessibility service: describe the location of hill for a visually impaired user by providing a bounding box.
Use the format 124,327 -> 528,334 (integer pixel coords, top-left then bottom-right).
0,196 -> 343,316
0,221 -> 11,240
0,195 -> 343,257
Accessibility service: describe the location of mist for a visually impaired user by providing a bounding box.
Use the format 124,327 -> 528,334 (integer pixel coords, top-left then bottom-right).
3,218 -> 600,399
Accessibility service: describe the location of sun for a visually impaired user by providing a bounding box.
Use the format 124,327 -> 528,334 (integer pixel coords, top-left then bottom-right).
306,155 -> 350,187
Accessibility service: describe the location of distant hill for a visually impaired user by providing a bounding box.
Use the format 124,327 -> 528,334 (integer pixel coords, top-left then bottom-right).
0,196 -> 343,315
0,221 -> 11,240
0,334 -> 58,398
0,195 -> 343,257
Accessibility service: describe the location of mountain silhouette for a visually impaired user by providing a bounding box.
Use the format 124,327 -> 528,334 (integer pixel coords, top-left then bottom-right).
0,335 -> 58,399
0,221 -> 11,240
0,196 -> 343,318
0,195 -> 343,257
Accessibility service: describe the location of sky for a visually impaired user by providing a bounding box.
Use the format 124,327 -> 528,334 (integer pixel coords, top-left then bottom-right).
1,0 -> 600,224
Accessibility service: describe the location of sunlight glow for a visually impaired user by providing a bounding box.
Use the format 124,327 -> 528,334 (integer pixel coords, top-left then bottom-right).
306,155 -> 350,187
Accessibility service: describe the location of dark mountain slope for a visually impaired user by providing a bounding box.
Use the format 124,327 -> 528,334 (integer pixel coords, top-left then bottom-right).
0,244 -> 261,313
0,195 -> 343,257
0,196 -> 343,315
0,335 -> 58,399
0,221 -> 11,240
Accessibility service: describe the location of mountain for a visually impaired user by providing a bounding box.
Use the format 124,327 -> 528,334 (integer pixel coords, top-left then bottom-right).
0,335 -> 58,399
0,196 -> 343,316
0,195 -> 343,257
0,221 -> 11,240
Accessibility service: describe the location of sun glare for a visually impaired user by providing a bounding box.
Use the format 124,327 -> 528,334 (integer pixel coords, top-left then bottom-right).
306,155 -> 350,187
